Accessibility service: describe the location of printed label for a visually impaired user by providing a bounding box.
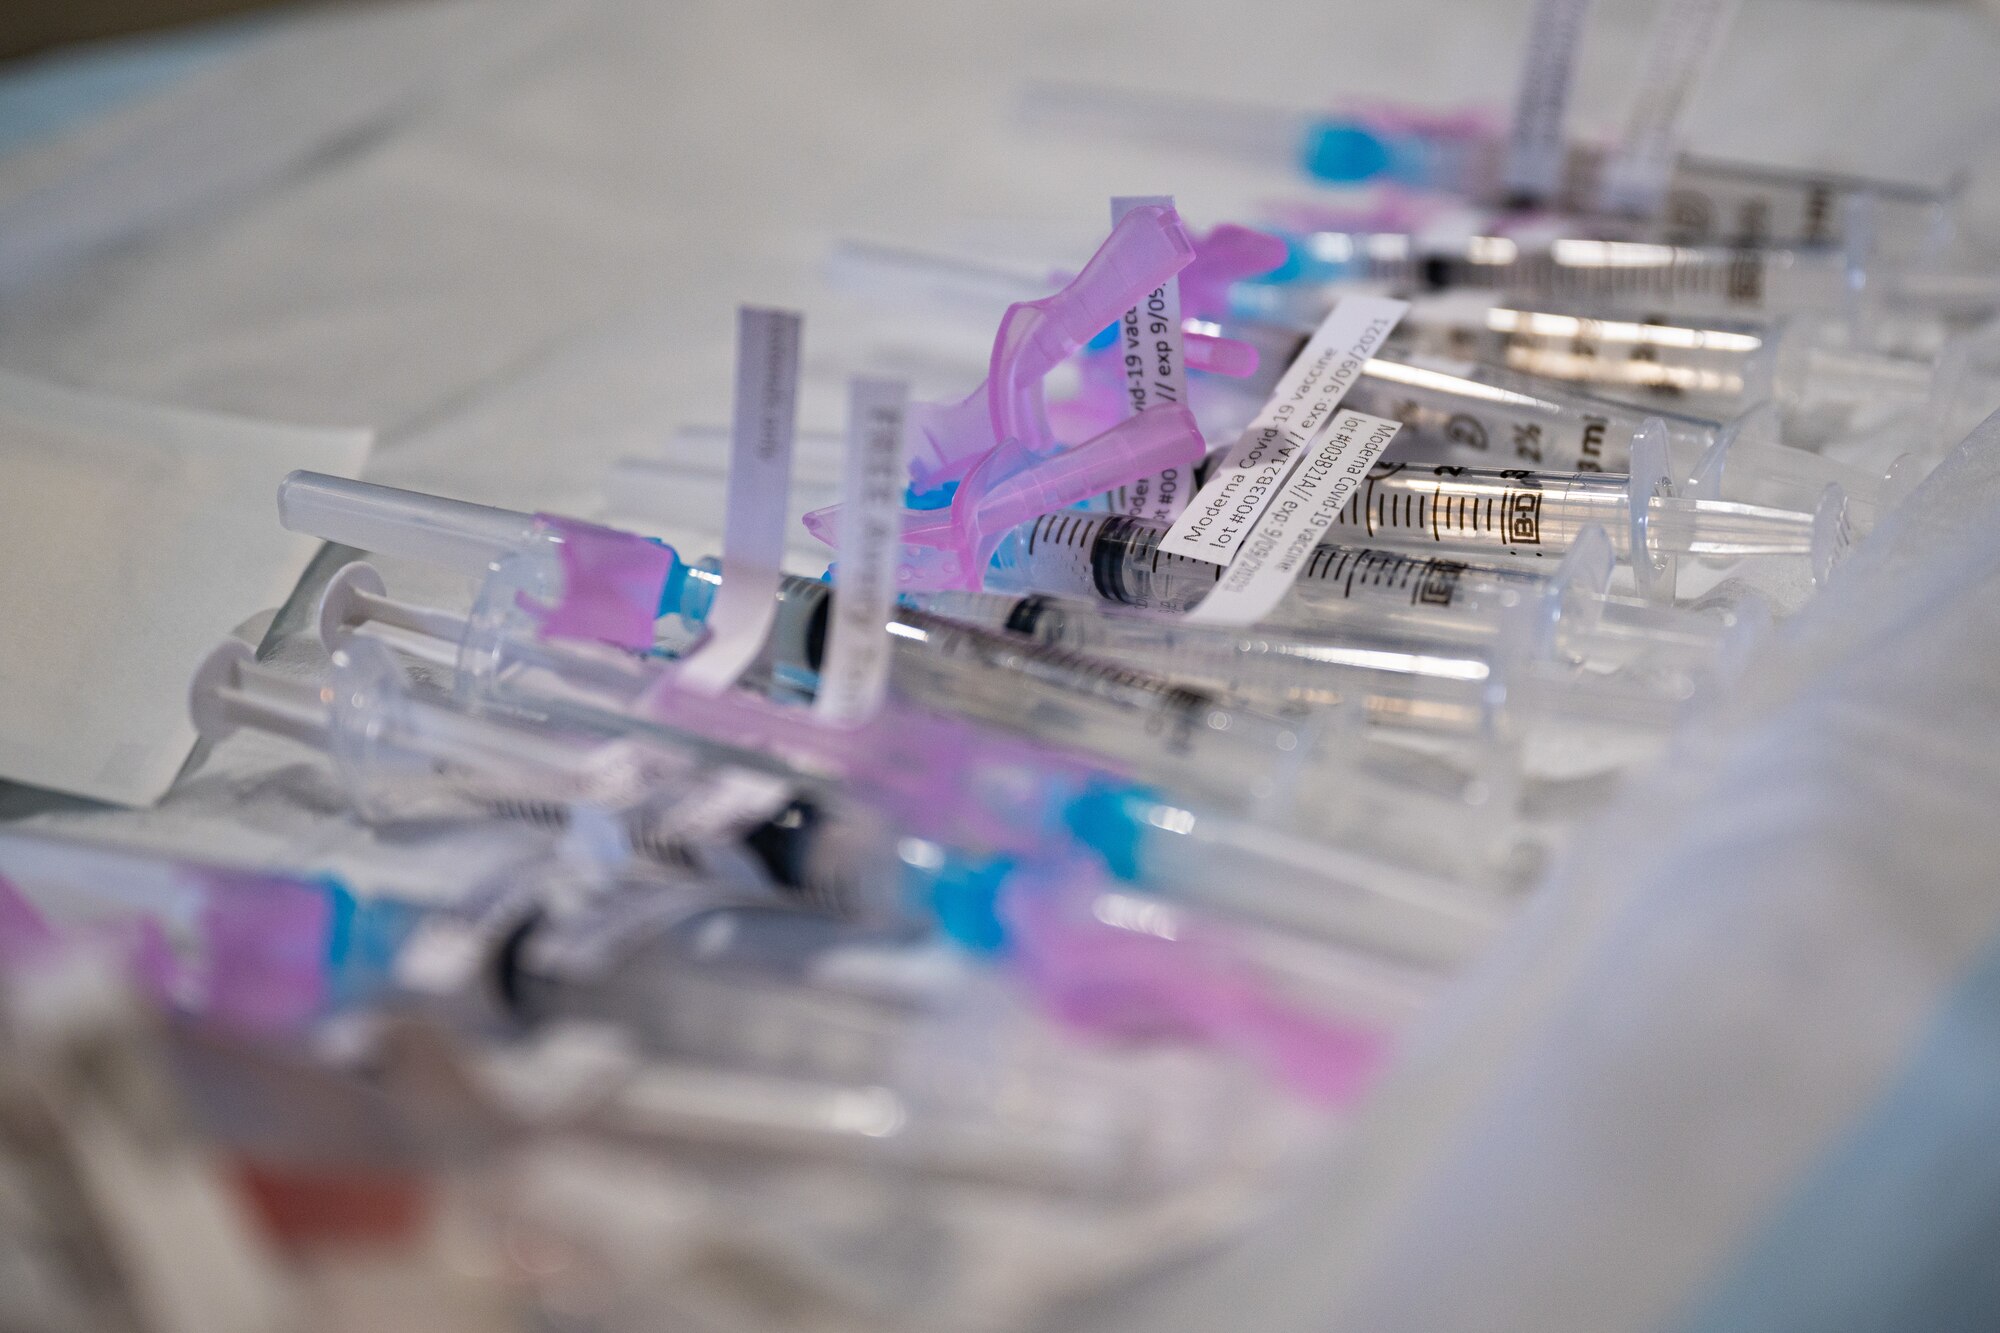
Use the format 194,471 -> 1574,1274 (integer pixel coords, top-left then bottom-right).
672,307 -> 802,697
1503,0 -> 1594,203
816,377 -> 911,726
1595,0 -> 1743,216
1160,295 -> 1408,567
1506,488 -> 1545,544
1187,412 -> 1404,626
1103,195 -> 1191,523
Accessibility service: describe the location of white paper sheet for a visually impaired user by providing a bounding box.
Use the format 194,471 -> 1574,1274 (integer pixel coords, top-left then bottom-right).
0,370 -> 369,805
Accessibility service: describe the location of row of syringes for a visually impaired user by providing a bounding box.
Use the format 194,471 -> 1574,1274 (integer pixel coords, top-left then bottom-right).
14,63 -> 2000,1333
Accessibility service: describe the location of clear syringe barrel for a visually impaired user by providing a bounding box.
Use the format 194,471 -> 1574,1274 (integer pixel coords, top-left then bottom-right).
1550,143 -> 1958,254
1392,298 -> 1781,416
1647,156 -> 1958,258
975,511 -> 1738,692
1347,351 -> 1724,473
1244,233 -> 1858,322
913,587 -> 1502,728
192,634 -> 631,826
732,573 -> 1316,813
913,582 -> 1722,734
1078,789 -> 1505,969
983,510 -> 1555,640
1517,239 -> 1859,319
1215,328 -> 1895,507
280,472 -> 692,641
506,913 -> 945,1086
1390,297 -> 1948,444
560,977 -> 1235,1196
1328,460 -> 1826,566
199,632 -> 906,921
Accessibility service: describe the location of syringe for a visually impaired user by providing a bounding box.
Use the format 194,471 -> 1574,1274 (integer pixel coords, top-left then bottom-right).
1240,230 -> 1870,323
1383,294 -> 1969,450
953,510 -> 1732,676
1321,456 -> 1845,583
1330,351 -> 1905,516
386,591 -> 1520,958
827,234 -> 1890,400
471,853 -> 1444,1103
1264,225 -> 2000,329
0,827 -> 418,1032
901,588 -> 1736,763
1019,81 -> 1963,257
190,637 -> 914,923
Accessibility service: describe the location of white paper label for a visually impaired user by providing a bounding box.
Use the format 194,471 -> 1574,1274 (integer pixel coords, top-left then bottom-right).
1187,412 -> 1404,627
1503,0 -> 1594,203
673,307 -> 801,696
1160,295 -> 1407,567
816,377 -> 911,726
1596,0 -> 1742,216
1100,195 -> 1192,523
